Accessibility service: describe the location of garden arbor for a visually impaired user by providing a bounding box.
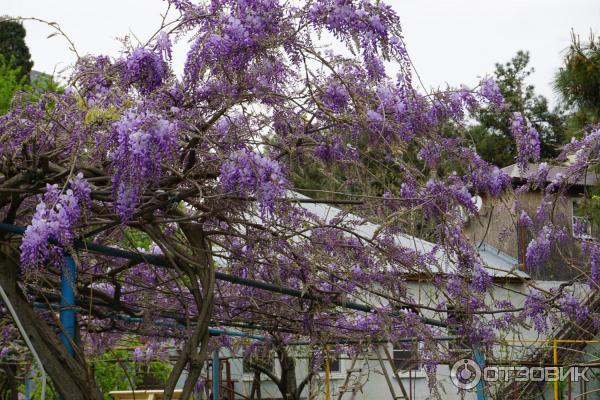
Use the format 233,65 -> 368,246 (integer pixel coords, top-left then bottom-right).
0,1 -> 598,399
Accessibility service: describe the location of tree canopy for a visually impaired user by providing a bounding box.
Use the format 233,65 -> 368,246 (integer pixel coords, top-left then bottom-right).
0,19 -> 33,82
0,54 -> 28,114
0,2 -> 598,400
470,51 -> 565,167
555,32 -> 600,138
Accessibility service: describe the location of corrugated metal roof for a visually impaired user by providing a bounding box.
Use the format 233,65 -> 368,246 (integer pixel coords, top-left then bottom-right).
502,163 -> 599,187
288,191 -> 528,279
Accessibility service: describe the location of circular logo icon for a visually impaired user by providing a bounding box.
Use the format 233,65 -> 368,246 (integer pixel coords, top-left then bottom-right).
451,359 -> 481,390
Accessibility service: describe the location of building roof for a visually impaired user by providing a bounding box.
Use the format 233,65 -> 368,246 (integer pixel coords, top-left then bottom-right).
477,242 -> 528,279
289,191 -> 527,280
502,163 -> 599,187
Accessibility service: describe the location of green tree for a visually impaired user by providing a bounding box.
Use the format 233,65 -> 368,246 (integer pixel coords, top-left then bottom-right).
555,32 -> 600,138
0,55 -> 63,115
471,51 -> 565,167
0,54 -> 27,114
0,19 -> 33,82
93,348 -> 172,399
27,346 -> 172,399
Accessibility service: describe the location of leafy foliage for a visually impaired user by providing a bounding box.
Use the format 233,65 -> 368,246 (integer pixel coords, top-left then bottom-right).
0,54 -> 63,114
0,54 -> 27,114
555,32 -> 600,137
93,347 -> 172,399
0,19 -> 33,82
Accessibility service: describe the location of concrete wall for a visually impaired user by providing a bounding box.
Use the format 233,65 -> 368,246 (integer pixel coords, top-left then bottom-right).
201,346 -> 471,400
464,189 -> 583,280
191,280 -> 597,400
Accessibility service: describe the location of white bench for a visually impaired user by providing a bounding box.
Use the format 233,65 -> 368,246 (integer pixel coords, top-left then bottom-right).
109,389 -> 183,400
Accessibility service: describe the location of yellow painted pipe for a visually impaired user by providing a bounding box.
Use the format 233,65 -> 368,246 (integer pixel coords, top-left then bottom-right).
553,338 -> 558,400
325,346 -> 331,400
505,339 -> 600,343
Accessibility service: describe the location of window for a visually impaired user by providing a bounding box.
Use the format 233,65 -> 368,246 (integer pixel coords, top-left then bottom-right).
572,198 -> 592,239
393,342 -> 420,371
317,351 -> 341,373
391,307 -> 422,371
573,199 -> 592,239
446,306 -> 469,350
573,216 -> 592,239
327,354 -> 341,373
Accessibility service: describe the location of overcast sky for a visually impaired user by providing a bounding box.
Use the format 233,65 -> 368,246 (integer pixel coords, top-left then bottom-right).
5,0 -> 600,106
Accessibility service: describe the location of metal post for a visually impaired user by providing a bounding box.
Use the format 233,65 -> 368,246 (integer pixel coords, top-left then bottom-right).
473,346 -> 486,400
324,346 -> 331,400
213,349 -> 220,400
375,345 -> 398,400
60,255 -> 77,356
0,286 -> 46,400
381,344 -> 410,399
553,338 -> 559,400
25,369 -> 32,400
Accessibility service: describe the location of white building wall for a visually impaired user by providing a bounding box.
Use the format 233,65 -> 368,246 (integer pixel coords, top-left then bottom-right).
191,279 -> 595,400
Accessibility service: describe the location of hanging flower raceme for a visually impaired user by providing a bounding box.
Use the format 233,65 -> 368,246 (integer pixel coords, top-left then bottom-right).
521,290 -> 549,333
525,225 -> 568,269
110,107 -> 178,221
307,0 -> 405,80
558,293 -> 590,322
510,112 -> 540,170
20,174 -> 92,270
518,210 -> 534,229
313,136 -> 358,162
581,241 -> 600,288
0,100 -> 53,161
119,47 -> 167,94
526,226 -> 552,269
219,149 -> 287,216
470,266 -> 493,293
154,31 -> 172,62
321,81 -> 350,112
73,55 -> 115,105
184,0 -> 287,85
479,76 -> 504,107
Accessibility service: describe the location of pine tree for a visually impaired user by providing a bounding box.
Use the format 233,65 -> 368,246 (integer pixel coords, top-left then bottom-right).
470,51 -> 565,167
555,32 -> 600,138
0,19 -> 33,82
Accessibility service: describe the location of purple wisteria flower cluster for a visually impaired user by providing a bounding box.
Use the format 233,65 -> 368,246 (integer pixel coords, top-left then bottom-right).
510,111 -> 541,170
558,293 -> 590,322
525,225 -> 553,268
120,47 -> 168,94
479,76 -> 505,107
20,174 -> 91,270
220,149 -> 287,215
307,0 -> 404,80
522,290 -> 548,332
154,32 -> 173,62
582,241 -> 600,287
110,107 -> 177,220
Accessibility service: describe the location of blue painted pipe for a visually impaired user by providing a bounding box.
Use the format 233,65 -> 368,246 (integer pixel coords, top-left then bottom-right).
60,256 -> 77,356
474,346 -> 486,400
0,222 -> 446,328
34,302 -> 269,341
212,349 -> 220,400
24,369 -> 32,400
